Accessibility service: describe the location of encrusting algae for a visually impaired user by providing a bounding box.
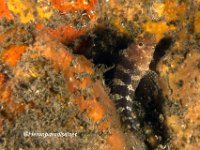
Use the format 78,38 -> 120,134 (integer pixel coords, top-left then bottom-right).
0,0 -> 200,149
157,35 -> 200,149
0,24 -> 146,149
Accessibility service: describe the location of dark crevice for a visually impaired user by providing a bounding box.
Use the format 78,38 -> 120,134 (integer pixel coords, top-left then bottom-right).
71,25 -> 132,85
135,72 -> 169,150
150,37 -> 174,71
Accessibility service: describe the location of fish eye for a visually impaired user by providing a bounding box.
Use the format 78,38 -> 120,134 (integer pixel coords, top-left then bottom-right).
138,42 -> 144,47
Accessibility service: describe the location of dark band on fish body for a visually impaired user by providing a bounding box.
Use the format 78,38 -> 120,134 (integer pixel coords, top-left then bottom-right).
111,85 -> 133,97
120,57 -> 142,75
113,69 -> 132,84
119,56 -> 135,70
115,98 -> 133,108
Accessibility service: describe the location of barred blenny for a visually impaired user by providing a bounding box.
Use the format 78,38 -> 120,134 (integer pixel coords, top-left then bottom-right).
110,34 -> 156,131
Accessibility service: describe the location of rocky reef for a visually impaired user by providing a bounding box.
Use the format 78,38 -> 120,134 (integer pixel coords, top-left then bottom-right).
0,0 -> 199,149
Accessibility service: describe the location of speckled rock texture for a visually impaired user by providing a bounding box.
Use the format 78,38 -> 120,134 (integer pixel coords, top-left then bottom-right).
0,0 -> 200,149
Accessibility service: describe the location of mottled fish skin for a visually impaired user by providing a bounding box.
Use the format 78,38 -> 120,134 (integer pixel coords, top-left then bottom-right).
111,34 -> 156,131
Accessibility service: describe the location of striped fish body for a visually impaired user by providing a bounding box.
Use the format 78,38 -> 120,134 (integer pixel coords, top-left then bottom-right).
111,35 -> 156,131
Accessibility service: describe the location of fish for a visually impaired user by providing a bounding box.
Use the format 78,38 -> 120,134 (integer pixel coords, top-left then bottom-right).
110,34 -> 156,131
